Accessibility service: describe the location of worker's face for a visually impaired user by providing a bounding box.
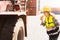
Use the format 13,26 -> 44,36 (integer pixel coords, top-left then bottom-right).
6,4 -> 13,11
43,12 -> 50,17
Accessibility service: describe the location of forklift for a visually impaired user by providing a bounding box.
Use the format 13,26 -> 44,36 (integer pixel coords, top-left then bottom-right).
0,1 -> 27,40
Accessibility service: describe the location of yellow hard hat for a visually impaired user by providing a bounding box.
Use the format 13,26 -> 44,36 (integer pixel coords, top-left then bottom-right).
42,7 -> 51,12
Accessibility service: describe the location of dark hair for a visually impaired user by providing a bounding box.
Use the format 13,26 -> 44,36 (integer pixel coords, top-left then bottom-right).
44,11 -> 50,15
14,5 -> 20,11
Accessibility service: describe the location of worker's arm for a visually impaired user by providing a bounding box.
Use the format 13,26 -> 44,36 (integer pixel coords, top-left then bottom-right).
40,16 -> 45,26
53,17 -> 59,27
41,22 -> 45,26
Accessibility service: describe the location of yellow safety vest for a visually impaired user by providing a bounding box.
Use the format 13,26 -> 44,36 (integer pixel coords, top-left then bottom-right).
45,15 -> 55,28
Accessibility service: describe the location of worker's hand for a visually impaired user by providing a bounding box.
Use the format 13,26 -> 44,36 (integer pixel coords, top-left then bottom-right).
40,16 -> 44,22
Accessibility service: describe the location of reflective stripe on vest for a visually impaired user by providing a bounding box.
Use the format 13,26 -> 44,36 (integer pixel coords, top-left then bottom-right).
45,15 -> 55,28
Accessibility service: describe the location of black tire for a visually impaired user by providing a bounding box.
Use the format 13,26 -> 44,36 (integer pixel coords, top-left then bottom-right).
17,27 -> 24,40
0,15 -> 18,40
0,15 -> 24,40
12,18 -> 25,40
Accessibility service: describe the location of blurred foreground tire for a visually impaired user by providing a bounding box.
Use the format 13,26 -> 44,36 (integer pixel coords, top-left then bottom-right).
17,27 -> 24,40
0,15 -> 25,40
12,18 -> 25,40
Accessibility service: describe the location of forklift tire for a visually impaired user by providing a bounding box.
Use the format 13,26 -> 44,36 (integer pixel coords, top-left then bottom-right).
0,16 -> 25,40
12,27 -> 24,40
17,27 -> 24,40
12,18 -> 25,40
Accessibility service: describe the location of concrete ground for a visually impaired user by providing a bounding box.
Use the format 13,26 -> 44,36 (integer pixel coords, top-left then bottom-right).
24,15 -> 60,40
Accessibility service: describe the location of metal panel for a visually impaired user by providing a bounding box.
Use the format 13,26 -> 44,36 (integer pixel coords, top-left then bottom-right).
26,0 -> 36,15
